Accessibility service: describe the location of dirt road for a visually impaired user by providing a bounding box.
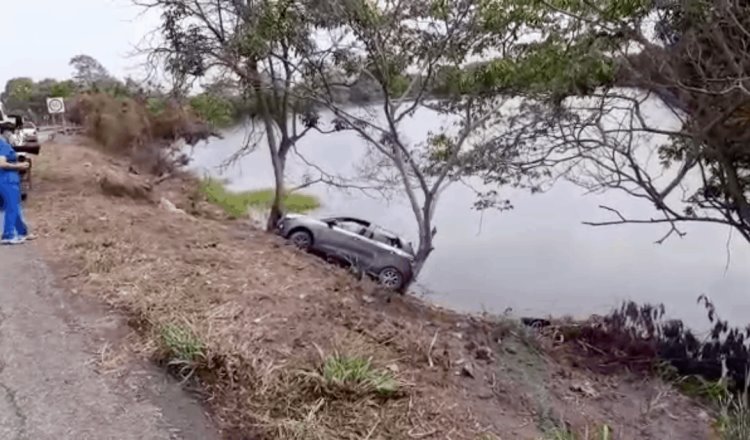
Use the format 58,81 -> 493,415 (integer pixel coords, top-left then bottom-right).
0,244 -> 218,440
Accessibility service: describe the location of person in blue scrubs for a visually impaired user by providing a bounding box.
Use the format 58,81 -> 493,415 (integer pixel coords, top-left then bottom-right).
0,124 -> 32,245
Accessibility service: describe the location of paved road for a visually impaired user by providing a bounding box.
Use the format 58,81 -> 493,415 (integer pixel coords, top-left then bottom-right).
0,244 -> 218,440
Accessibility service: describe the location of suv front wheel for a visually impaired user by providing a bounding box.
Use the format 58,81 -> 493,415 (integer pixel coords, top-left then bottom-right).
377,266 -> 405,291
288,229 -> 313,250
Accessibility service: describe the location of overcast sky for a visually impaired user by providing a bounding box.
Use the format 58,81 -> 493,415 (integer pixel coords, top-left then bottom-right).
2,0 -> 159,88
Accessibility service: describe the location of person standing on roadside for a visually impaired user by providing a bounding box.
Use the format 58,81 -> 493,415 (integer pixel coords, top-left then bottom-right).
0,123 -> 33,245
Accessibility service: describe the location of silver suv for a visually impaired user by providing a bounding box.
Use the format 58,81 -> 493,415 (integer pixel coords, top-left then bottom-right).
277,214 -> 415,291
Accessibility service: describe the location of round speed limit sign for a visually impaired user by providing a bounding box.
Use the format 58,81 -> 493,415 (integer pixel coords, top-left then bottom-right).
47,97 -> 66,114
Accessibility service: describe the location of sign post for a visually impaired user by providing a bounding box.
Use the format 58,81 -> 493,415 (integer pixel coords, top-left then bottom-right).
46,97 -> 66,130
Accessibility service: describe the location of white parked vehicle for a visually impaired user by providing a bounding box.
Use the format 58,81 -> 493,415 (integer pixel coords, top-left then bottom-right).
0,103 -> 37,145
19,120 -> 38,144
0,103 -> 15,132
0,102 -> 40,200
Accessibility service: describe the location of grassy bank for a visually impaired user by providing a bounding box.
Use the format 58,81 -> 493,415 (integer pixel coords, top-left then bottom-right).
199,179 -> 319,218
28,140 -> 722,439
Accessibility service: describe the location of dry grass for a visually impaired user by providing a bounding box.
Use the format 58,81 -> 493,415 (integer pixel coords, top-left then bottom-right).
26,140 -> 720,440
29,140 -> 538,439
67,92 -> 213,175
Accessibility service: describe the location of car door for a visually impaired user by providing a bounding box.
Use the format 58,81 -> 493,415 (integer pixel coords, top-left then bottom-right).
362,228 -> 406,270
325,220 -> 375,267
353,227 -> 387,271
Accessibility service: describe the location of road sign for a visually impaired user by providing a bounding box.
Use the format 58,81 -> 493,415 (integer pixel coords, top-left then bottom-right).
46,97 -> 66,114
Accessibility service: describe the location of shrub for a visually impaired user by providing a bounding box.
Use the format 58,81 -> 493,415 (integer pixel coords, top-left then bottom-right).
159,322 -> 206,382
68,92 -> 217,175
321,354 -> 399,397
719,393 -> 750,440
561,298 -> 749,395
161,323 -> 205,363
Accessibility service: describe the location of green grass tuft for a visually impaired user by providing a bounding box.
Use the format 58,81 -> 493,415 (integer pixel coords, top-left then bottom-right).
200,179 -> 320,218
718,394 -> 750,440
322,354 -> 399,397
160,323 -> 205,363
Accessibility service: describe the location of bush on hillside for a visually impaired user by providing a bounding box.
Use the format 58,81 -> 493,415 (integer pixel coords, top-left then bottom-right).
560,298 -> 750,395
68,92 -> 218,175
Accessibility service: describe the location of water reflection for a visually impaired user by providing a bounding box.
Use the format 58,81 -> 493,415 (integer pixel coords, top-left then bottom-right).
188,108 -> 750,328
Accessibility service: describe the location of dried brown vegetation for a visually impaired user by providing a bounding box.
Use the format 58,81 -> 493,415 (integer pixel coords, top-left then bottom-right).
67,92 -> 216,175
26,139 -> 716,439
551,300 -> 750,397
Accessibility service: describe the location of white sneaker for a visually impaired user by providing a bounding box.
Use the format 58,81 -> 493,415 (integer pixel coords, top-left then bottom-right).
1,237 -> 26,245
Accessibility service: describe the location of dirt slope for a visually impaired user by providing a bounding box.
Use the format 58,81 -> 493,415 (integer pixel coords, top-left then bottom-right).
0,232 -> 217,440
25,137 -> 716,439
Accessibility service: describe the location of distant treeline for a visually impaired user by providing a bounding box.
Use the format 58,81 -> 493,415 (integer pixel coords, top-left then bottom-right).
1,54 -> 481,129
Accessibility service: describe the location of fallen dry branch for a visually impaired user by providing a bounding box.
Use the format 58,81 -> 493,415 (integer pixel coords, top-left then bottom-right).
97,167 -> 154,201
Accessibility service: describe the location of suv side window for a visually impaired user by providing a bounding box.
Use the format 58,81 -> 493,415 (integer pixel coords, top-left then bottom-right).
336,220 -> 367,235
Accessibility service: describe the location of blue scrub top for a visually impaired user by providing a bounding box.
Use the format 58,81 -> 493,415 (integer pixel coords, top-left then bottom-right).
0,138 -> 20,185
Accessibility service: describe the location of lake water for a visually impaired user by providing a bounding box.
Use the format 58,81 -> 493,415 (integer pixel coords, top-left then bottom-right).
188,104 -> 750,329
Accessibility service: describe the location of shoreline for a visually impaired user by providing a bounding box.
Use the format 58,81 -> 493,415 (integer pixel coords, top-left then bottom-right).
187,138 -> 743,331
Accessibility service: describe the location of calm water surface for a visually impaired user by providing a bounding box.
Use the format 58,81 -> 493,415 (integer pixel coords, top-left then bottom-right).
188,106 -> 750,328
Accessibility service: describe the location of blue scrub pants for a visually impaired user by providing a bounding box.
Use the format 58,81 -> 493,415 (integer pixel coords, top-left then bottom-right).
0,182 -> 28,240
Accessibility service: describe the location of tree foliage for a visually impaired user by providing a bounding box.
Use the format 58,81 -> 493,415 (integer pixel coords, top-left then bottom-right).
189,93 -> 236,128
295,0 -> 586,274
1,77 -> 77,119
141,0 -> 346,230
465,0 -> 750,244
70,54 -> 120,90
137,0 -> 750,273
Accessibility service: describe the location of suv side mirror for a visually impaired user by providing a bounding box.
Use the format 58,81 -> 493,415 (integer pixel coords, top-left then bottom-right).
325,219 -> 336,228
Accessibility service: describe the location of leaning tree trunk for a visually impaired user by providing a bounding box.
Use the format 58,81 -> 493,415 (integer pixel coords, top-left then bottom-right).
246,60 -> 288,233
410,201 -> 437,280
266,155 -> 286,231
411,233 -> 434,280
265,132 -> 288,231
